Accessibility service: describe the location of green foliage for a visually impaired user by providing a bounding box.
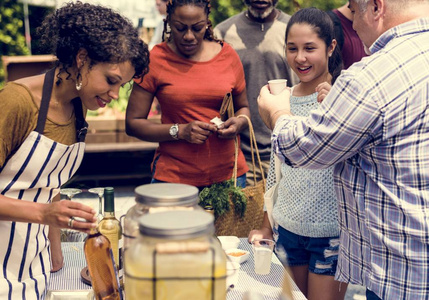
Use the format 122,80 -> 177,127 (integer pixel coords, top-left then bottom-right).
0,0 -> 52,85
210,0 -> 347,27
210,0 -> 244,26
291,0 -> 346,12
0,1 -> 29,56
0,0 -> 30,83
110,81 -> 133,113
276,0 -> 295,15
0,0 -> 347,87
199,179 -> 247,218
86,81 -> 133,116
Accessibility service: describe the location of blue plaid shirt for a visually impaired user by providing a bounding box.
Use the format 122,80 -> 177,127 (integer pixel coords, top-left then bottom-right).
272,18 -> 429,300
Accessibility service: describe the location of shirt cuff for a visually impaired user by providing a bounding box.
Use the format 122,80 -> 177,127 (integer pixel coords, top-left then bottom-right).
273,115 -> 306,136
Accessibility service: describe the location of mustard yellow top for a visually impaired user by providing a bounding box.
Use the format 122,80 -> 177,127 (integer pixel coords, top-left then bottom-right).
0,82 -> 77,167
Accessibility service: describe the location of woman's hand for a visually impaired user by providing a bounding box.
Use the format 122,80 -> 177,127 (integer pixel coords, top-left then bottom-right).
248,212 -> 273,243
0,194 -> 97,233
41,200 -> 97,233
180,121 -> 218,144
315,82 -> 332,103
50,254 -> 64,273
49,226 -> 64,273
248,227 -> 273,243
217,116 -> 247,139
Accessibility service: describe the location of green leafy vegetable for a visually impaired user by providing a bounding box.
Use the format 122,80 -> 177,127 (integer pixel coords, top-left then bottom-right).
199,179 -> 247,218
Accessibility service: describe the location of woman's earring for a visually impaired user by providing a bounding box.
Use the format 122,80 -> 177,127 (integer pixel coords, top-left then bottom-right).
76,72 -> 82,91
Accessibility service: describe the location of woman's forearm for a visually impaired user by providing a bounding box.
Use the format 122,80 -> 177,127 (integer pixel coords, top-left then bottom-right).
0,194 -> 44,223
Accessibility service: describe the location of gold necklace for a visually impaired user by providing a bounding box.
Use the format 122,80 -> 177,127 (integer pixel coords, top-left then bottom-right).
245,9 -> 280,32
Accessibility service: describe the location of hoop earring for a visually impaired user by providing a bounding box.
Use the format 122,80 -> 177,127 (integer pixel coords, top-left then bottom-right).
76,72 -> 82,91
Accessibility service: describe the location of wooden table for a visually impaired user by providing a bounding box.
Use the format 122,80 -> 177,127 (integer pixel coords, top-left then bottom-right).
49,239 -> 307,300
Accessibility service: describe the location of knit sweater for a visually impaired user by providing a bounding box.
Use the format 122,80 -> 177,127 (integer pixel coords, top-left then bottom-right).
214,11 -> 298,161
268,91 -> 340,237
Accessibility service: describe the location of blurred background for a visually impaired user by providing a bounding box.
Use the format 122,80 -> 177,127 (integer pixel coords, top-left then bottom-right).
0,0 -> 346,88
0,0 -> 348,188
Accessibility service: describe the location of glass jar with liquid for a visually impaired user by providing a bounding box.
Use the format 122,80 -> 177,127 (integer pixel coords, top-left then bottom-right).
122,183 -> 202,251
124,210 -> 227,300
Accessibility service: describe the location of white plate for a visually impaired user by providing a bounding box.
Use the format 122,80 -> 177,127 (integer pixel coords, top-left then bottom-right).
46,290 -> 94,300
218,236 -> 240,250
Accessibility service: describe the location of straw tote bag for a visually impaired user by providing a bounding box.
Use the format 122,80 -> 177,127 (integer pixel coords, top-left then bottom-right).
214,115 -> 266,237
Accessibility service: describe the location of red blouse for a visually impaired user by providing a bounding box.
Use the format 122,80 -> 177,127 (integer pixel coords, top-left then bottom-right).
136,42 -> 248,186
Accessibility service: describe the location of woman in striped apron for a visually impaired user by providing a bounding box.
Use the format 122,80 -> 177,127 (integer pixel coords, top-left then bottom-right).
0,2 -> 149,299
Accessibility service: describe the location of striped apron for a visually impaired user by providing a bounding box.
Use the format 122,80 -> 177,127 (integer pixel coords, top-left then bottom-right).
0,69 -> 88,299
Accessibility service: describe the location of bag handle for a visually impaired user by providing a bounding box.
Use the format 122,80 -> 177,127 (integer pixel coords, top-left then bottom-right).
232,115 -> 265,188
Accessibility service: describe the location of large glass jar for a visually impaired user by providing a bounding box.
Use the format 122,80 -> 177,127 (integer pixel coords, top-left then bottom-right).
123,183 -> 201,251
124,210 -> 227,300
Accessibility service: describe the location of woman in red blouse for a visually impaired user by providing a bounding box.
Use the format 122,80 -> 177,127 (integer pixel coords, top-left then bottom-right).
126,0 -> 250,188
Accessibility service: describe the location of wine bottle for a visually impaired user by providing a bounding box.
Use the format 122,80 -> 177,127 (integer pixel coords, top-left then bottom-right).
98,187 -> 123,280
84,227 -> 122,300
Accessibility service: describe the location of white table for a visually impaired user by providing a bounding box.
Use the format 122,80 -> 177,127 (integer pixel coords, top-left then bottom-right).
225,239 -> 306,300
49,239 -> 307,300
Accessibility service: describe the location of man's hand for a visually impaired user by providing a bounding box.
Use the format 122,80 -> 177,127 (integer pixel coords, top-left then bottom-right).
257,85 -> 292,130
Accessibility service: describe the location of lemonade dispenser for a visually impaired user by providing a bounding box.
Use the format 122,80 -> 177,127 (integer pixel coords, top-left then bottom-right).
124,210 -> 227,300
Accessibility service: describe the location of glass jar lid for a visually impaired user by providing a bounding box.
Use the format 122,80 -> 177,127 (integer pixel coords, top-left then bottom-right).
134,183 -> 199,207
138,210 -> 214,239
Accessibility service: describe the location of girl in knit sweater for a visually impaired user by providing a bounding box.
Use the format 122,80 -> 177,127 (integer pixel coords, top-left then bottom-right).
249,7 -> 346,300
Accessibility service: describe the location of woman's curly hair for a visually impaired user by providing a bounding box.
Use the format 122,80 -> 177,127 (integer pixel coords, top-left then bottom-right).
37,1 -> 149,80
163,0 -> 222,44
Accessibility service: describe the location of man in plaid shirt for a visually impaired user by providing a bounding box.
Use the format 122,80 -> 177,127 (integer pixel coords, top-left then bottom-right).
257,0 -> 429,299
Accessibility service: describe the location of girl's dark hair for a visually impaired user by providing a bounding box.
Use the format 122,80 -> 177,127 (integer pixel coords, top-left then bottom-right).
163,0 -> 222,44
285,7 -> 343,83
37,1 -> 149,81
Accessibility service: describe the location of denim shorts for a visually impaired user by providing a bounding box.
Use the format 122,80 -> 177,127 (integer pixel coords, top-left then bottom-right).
275,226 -> 340,276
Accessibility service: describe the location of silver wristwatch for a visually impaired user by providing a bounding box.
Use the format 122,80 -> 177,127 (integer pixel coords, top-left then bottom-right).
169,123 -> 179,140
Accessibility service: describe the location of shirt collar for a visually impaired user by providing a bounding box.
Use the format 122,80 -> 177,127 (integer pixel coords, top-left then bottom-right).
370,17 -> 429,54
